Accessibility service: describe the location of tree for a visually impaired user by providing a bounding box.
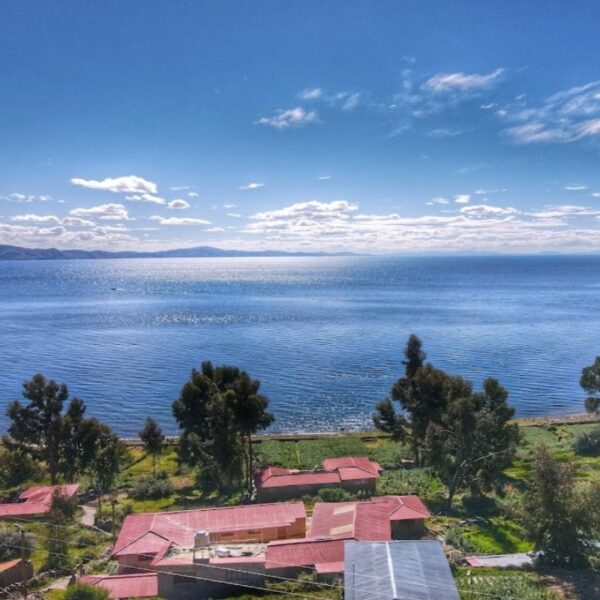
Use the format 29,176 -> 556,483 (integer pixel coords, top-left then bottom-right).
65,584 -> 110,600
139,418 -> 165,476
424,378 -> 519,507
0,528 -> 35,561
581,356 -> 600,414
87,422 -> 126,512
374,335 -> 449,465
173,362 -> 274,494
523,445 -> 586,567
5,374 -> 71,483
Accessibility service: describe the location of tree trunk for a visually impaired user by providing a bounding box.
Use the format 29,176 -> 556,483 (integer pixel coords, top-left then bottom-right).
247,433 -> 254,498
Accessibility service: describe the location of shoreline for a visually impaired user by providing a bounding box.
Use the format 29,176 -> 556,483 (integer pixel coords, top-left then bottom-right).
118,412 -> 600,446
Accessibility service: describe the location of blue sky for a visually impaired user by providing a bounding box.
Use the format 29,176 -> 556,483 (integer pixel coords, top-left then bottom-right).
1,0 -> 600,253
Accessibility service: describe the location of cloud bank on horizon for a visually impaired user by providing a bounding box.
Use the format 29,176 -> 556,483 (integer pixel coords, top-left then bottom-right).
1,2 -> 600,253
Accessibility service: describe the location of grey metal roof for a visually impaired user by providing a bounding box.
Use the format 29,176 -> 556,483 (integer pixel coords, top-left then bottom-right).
344,540 -> 460,600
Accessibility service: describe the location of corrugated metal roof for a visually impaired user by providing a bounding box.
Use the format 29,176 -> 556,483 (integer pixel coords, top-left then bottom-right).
80,573 -> 158,599
256,456 -> 381,490
344,540 -> 460,600
113,502 -> 305,556
0,559 -> 23,573
265,537 -> 345,572
0,484 -> 79,518
309,496 -> 430,541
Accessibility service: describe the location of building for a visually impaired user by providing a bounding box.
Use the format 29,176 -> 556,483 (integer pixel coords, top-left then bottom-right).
309,495 -> 431,540
0,484 -> 79,519
344,540 -> 460,600
112,502 -> 306,572
0,559 -> 33,588
255,456 -> 382,502
265,537 -> 345,578
79,574 -> 158,599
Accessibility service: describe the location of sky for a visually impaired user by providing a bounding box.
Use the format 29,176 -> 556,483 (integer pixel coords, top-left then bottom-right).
1,1 -> 600,254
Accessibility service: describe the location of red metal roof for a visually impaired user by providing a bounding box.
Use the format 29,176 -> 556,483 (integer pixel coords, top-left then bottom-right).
113,502 -> 306,557
309,496 -> 430,541
0,559 -> 22,573
0,484 -> 79,519
322,456 -> 382,478
265,537 -> 345,573
256,456 -> 381,490
80,573 -> 158,599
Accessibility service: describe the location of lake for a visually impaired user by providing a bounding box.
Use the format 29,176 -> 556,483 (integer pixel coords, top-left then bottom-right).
0,255 -> 598,435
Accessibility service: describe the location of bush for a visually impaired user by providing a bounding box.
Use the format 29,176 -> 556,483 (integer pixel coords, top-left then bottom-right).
64,583 -> 110,600
0,528 -> 35,561
377,467 -> 444,500
130,473 -> 174,500
95,503 -> 132,533
0,450 -> 40,487
459,574 -> 558,599
315,487 -> 356,502
73,530 -> 102,549
444,526 -> 478,554
49,491 -> 78,521
572,427 -> 600,456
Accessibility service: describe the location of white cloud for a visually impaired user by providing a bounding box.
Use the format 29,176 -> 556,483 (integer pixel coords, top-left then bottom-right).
149,216 -> 211,225
475,188 -> 506,195
454,194 -> 471,204
70,203 -> 131,221
61,217 -> 96,227
318,176 -> 331,181
299,88 -> 323,100
227,213 -> 242,218
11,214 -> 61,224
167,199 -> 191,210
223,203 -> 236,209
2,193 -> 53,203
426,128 -> 463,138
206,227 -> 225,232
70,175 -> 158,195
460,204 -> 518,217
239,182 -> 264,191
188,192 -> 199,198
125,193 -> 165,205
256,107 -> 318,130
564,184 -> 589,191
423,68 -> 505,93
501,81 -> 600,144
426,197 -> 450,205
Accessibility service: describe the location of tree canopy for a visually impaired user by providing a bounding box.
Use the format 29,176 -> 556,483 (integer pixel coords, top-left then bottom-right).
139,417 -> 165,476
581,356 -> 600,414
173,361 -> 273,494
374,335 -> 519,505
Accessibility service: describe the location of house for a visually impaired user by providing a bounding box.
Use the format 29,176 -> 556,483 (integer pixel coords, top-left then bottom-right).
255,456 -> 382,502
0,484 -> 79,519
79,573 -> 158,599
344,540 -> 460,600
309,495 -> 431,540
0,559 -> 33,588
265,537 -> 346,578
112,502 -> 306,572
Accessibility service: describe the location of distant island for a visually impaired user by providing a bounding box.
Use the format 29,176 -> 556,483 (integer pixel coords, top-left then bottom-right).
0,244 -> 359,261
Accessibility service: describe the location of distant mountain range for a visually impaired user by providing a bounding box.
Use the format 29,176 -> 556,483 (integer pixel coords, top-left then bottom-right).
0,244 -> 359,261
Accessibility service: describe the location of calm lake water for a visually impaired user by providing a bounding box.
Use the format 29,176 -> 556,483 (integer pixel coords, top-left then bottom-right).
0,255 -> 598,435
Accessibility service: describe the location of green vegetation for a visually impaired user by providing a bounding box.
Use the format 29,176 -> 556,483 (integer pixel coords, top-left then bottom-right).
130,472 -> 174,500
64,583 -> 110,600
457,570 -> 559,600
374,335 -> 519,506
173,361 -> 273,494
0,527 -> 35,561
138,417 -> 165,477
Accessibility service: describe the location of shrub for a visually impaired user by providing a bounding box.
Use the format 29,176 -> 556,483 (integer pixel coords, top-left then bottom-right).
315,487 -> 356,502
444,526 -> 478,554
130,473 -> 174,500
459,574 -> 558,599
0,450 -> 40,487
0,528 -> 35,561
377,467 -> 444,500
73,530 -> 101,548
572,427 -> 600,456
49,491 -> 78,521
64,583 -> 110,600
